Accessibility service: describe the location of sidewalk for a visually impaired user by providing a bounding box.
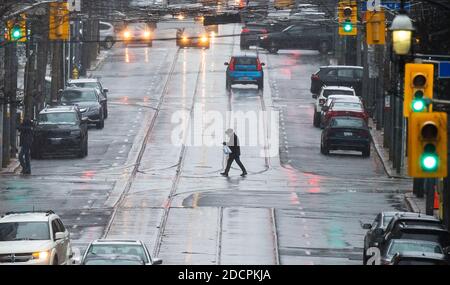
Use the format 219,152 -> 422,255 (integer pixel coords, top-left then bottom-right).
0,159 -> 20,175
369,119 -> 408,179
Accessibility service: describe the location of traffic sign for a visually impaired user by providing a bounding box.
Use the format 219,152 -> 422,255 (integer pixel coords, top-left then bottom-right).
362,1 -> 411,11
438,62 -> 450,79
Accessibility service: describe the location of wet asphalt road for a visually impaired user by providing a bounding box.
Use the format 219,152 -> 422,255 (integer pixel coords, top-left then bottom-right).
0,21 -> 412,264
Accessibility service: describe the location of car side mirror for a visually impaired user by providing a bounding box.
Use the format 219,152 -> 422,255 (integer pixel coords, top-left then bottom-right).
152,258 -> 163,265
224,62 -> 229,66
103,88 -> 109,93
362,223 -> 372,230
55,232 -> 65,240
312,94 -> 317,99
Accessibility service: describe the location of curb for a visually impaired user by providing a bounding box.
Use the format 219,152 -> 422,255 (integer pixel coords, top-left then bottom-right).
404,192 -> 422,213
87,50 -> 111,77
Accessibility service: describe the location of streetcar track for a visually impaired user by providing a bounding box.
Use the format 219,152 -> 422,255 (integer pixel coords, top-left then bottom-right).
152,50 -> 207,258
101,48 -> 181,238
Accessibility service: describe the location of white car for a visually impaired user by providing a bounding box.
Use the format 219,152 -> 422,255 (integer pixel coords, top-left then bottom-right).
80,239 -> 162,265
99,21 -> 116,49
0,211 -> 73,265
313,86 -> 356,127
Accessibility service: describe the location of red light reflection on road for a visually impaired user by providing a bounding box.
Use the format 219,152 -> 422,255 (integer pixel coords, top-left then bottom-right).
304,173 -> 321,193
82,170 -> 95,179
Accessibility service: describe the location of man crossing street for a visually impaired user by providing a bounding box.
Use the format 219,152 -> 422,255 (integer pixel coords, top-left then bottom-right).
221,128 -> 247,177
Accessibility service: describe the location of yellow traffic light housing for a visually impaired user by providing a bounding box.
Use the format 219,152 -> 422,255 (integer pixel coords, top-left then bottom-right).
49,2 -> 70,40
408,112 -> 447,178
366,10 -> 386,45
404,63 -> 434,118
5,16 -> 27,42
339,1 -> 358,36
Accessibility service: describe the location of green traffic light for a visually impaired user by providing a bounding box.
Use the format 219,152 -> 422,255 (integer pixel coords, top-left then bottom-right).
343,21 -> 353,32
11,26 -> 22,40
412,99 -> 425,112
420,144 -> 439,172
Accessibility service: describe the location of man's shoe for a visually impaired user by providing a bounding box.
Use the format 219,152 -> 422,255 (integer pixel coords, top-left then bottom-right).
220,172 -> 228,177
241,172 -> 248,177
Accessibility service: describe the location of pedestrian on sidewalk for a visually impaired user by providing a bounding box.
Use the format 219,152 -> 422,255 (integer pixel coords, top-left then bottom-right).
18,119 -> 33,175
221,128 -> 247,177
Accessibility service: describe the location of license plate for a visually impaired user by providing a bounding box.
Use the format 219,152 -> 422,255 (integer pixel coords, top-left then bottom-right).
344,132 -> 353,137
50,138 -> 62,144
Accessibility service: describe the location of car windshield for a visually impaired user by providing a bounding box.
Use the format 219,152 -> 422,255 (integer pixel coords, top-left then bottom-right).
388,241 -> 443,256
38,112 -> 77,125
332,102 -> 362,110
69,82 -> 100,90
331,118 -> 365,128
235,57 -> 257,65
84,258 -> 144,265
127,23 -> 149,31
323,90 -> 354,97
0,222 -> 50,241
61,90 -> 97,103
86,244 -> 148,263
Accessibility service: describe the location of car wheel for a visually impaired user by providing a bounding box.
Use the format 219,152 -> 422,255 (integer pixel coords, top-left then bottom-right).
96,113 -> 105,129
52,256 -> 58,265
362,145 -> 371,157
104,106 -> 108,119
226,78 -> 231,91
313,112 -> 320,128
320,142 -> 328,155
362,247 -> 367,265
319,41 -> 329,54
104,37 -> 114,49
257,79 -> 264,90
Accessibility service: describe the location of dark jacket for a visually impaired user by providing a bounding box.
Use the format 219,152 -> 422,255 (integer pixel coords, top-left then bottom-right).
227,134 -> 241,157
18,120 -> 33,147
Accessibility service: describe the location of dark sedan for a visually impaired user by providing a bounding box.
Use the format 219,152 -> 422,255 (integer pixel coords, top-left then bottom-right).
321,117 -> 371,157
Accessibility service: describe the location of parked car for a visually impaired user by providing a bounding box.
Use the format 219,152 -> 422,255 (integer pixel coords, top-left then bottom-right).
321,101 -> 368,128
67,78 -> 109,119
81,240 -> 162,265
225,54 -> 265,91
362,211 -> 408,264
176,27 -> 210,49
310,66 -> 363,96
122,22 -> 153,47
258,22 -> 334,54
313,86 -> 356,127
319,95 -> 363,128
59,87 -> 105,129
380,239 -> 446,265
99,21 -> 116,49
390,251 -> 449,265
31,106 -> 88,159
320,116 -> 371,157
0,211 -> 73,265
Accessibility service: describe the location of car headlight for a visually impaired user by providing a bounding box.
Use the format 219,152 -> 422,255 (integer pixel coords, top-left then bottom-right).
143,31 -> 151,38
200,35 -> 208,43
71,130 -> 81,136
124,31 -> 131,39
79,108 -> 87,113
182,36 -> 188,42
32,251 -> 49,260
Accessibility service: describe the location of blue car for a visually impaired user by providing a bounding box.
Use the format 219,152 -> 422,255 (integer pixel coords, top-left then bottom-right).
224,55 -> 265,91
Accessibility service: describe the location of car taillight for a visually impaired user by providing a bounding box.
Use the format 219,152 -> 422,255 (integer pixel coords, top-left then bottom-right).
319,99 -> 326,105
256,59 -> 262,71
311,74 -> 320,80
260,29 -> 268,34
242,28 -> 250,33
229,58 -> 235,71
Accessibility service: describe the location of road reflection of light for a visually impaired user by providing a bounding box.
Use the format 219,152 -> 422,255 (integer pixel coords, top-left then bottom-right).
121,96 -> 129,104
143,96 -> 149,103
145,47 -> 149,63
304,173 -> 322,193
82,170 -> 95,179
125,47 -> 130,63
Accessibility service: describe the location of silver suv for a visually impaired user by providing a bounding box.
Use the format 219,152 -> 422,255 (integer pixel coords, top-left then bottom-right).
0,211 -> 73,265
99,21 -> 116,49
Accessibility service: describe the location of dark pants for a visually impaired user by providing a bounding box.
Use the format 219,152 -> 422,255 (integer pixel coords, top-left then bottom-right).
19,145 -> 31,174
224,155 -> 247,174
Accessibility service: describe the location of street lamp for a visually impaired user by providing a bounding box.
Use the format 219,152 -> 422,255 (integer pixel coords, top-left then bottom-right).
390,14 -> 414,55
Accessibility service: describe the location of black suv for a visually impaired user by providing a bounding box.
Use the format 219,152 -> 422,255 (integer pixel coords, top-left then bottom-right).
310,65 -> 363,96
258,22 -> 334,54
31,106 -> 88,158
240,22 -> 288,50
